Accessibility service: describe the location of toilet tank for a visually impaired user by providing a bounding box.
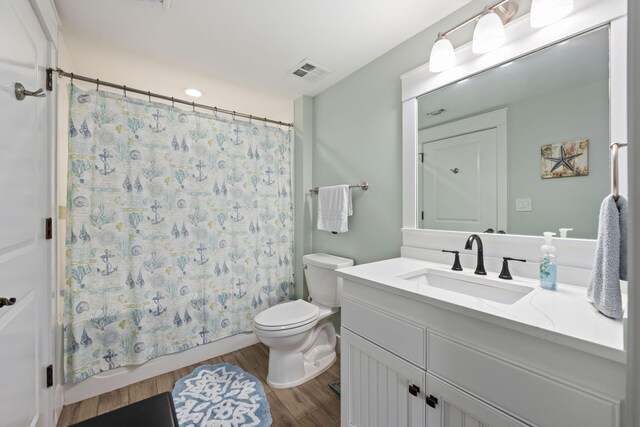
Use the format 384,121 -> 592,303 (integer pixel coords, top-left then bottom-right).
303,253 -> 354,308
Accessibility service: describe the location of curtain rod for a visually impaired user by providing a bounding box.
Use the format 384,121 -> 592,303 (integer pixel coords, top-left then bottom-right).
46,68 -> 293,128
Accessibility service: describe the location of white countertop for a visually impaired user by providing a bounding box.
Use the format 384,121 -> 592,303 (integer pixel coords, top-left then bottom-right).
336,257 -> 626,363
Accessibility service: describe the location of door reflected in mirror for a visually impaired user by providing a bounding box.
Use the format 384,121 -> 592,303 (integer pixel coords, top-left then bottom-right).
417,26 -> 609,239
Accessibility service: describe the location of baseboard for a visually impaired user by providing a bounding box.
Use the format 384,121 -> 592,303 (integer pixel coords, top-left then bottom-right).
63,332 -> 258,404
54,385 -> 64,426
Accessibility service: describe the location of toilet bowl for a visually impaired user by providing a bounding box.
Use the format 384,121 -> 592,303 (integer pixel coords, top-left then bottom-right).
252,253 -> 353,389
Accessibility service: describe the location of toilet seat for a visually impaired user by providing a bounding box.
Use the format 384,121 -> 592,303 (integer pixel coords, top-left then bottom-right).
254,300 -> 320,331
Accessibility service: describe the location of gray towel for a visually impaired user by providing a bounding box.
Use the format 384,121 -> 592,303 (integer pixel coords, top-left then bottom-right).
587,195 -> 628,319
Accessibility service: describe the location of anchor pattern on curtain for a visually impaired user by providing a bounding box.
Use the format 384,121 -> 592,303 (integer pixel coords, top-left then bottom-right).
64,85 -> 293,382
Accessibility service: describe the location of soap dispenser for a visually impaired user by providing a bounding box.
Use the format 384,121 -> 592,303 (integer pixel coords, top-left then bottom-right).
559,228 -> 573,238
540,232 -> 557,291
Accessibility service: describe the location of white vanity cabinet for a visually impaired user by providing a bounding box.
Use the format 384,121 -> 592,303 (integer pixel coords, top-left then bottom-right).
340,273 -> 625,427
426,374 -> 527,427
341,328 -> 426,427
341,324 -> 525,427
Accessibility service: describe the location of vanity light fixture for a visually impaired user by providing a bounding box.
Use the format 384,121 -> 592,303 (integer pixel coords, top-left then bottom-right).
472,8 -> 506,54
530,0 -> 574,28
429,35 -> 456,73
184,88 -> 202,98
427,0 -> 517,73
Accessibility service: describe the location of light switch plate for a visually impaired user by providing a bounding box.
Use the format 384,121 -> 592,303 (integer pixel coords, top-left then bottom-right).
516,198 -> 532,212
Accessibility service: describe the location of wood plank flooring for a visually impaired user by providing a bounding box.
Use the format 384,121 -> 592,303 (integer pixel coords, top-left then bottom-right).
57,343 -> 340,426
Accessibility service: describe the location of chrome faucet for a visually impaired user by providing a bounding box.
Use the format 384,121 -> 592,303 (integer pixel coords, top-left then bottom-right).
464,234 -> 486,275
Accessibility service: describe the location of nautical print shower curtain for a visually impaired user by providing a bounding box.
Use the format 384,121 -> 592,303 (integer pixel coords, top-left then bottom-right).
64,85 -> 293,382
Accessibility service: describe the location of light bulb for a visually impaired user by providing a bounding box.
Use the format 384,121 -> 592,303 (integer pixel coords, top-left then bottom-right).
472,11 -> 506,54
429,37 -> 456,73
530,0 -> 574,28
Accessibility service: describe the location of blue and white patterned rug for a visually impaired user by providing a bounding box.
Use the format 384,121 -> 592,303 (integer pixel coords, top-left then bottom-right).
172,363 -> 272,427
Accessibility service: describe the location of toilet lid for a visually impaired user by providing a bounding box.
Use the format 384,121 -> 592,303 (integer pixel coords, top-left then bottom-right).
254,300 -> 319,329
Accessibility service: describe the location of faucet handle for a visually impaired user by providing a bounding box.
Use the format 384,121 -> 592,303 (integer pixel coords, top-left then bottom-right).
499,257 -> 526,280
442,250 -> 463,271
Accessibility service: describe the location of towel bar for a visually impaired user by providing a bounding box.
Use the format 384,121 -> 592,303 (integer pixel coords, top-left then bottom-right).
309,181 -> 369,195
610,142 -> 627,200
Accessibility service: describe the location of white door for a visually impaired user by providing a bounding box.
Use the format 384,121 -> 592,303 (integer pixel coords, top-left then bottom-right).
426,375 -> 527,427
420,129 -> 498,232
0,0 -> 52,426
341,328 -> 426,427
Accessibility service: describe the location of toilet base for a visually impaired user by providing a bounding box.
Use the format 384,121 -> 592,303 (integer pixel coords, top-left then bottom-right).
261,319 -> 338,389
267,351 -> 336,389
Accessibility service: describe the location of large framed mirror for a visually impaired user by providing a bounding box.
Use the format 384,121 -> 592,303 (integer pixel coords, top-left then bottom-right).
417,27 -> 608,239
401,3 -> 627,249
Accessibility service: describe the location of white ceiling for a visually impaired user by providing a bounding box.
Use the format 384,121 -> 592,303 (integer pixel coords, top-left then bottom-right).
54,0 -> 473,101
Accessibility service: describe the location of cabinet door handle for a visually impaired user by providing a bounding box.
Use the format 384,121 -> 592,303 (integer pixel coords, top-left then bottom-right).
408,384 -> 420,396
426,394 -> 439,408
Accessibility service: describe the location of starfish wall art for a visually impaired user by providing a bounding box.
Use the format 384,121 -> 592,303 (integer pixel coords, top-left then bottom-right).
540,139 -> 589,179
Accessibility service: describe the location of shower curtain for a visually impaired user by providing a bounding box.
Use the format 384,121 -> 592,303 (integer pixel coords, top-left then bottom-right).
63,85 -> 293,382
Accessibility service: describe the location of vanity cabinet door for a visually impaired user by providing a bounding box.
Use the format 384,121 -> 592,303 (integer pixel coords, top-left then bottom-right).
342,327 -> 426,427
426,375 -> 527,427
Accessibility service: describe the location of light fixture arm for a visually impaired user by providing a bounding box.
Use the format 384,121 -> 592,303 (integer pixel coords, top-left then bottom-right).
438,0 -> 517,39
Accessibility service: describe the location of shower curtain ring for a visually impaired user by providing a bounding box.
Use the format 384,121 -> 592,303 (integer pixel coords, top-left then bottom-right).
96,79 -> 100,91
232,111 -> 236,121
214,107 -> 218,117
148,91 -> 151,103
70,73 -> 74,85
249,115 -> 253,123
192,101 -> 195,112
123,85 -> 127,98
171,97 -> 174,107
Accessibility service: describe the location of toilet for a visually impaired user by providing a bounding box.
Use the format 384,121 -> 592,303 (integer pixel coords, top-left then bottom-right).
252,253 -> 353,389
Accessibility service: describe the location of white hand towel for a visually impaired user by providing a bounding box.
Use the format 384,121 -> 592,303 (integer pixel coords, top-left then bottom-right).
587,194 -> 628,319
317,185 -> 352,233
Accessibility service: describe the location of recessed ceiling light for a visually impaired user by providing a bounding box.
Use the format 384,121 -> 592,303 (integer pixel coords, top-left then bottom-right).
184,88 -> 202,98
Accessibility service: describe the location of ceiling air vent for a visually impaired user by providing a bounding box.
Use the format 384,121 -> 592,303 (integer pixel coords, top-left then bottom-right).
288,59 -> 331,83
139,0 -> 172,11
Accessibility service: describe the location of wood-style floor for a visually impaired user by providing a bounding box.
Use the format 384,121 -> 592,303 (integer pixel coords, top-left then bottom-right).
57,342 -> 340,426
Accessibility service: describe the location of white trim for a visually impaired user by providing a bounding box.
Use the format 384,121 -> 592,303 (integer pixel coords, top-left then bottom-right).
402,99 -> 418,229
401,0 -> 626,101
610,16 -> 628,197
401,228 -> 599,270
401,0 -> 627,257
26,0 -> 60,45
54,385 -> 64,423
418,109 -> 508,232
63,332 -> 258,404
627,2 -> 640,424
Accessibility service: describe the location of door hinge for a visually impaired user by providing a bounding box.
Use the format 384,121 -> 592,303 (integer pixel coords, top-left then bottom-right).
408,384 -> 420,396
46,365 -> 53,388
421,211 -> 424,221
45,218 -> 53,240
426,394 -> 439,408
46,68 -> 53,91
419,153 -> 424,163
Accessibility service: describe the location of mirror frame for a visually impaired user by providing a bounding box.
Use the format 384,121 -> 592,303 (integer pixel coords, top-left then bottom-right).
400,0 -> 627,264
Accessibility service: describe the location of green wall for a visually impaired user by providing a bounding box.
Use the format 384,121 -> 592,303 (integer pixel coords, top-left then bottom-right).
507,79 -> 610,239
310,0 -> 495,264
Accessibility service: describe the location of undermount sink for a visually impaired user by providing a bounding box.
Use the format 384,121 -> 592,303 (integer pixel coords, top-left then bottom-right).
397,268 -> 534,305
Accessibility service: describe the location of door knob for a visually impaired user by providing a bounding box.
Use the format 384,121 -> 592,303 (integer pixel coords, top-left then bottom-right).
0,297 -> 17,308
15,83 -> 46,100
